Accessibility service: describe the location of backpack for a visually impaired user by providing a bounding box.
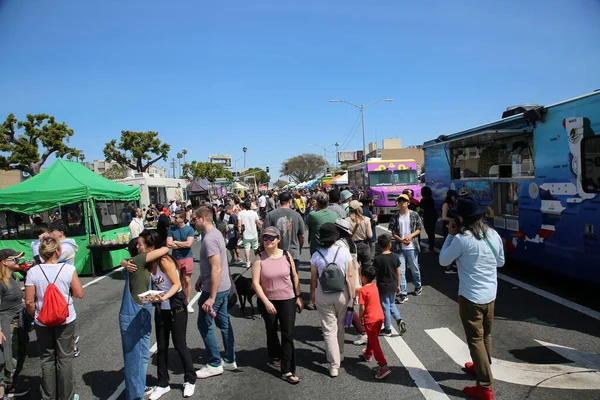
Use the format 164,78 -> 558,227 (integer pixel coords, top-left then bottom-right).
317,248 -> 346,294
37,264 -> 70,327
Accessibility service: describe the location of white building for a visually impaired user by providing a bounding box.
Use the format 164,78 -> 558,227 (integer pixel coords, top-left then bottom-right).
85,159 -> 167,178
115,172 -> 189,208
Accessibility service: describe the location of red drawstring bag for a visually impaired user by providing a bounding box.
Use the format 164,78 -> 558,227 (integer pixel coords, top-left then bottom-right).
37,264 -> 70,327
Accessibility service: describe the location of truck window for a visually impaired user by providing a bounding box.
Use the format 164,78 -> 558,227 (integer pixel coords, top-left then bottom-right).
582,136 -> 600,193
368,170 -> 393,186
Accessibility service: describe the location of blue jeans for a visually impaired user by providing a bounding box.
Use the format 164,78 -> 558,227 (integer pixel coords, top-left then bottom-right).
380,292 -> 402,330
119,272 -> 153,400
399,249 -> 421,296
197,290 -> 236,367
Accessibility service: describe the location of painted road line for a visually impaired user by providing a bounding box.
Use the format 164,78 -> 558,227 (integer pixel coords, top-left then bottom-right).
82,267 -> 124,289
426,327 -> 600,390
385,327 -> 450,400
497,273 -> 600,321
107,291 -> 202,400
377,225 -> 600,321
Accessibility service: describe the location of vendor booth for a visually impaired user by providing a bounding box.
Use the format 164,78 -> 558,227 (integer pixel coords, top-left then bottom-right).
186,179 -> 209,206
0,159 -> 140,275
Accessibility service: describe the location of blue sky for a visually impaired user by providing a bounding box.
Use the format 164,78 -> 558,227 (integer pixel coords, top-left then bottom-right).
1,0 -> 599,180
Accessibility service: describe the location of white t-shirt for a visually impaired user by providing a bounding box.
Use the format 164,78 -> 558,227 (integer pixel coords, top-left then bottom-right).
310,245 -> 352,278
258,196 -> 267,208
398,212 -> 414,250
239,210 -> 260,239
25,263 -> 77,326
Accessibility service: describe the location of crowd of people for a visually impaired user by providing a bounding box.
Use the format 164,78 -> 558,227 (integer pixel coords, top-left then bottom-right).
0,184 -> 504,400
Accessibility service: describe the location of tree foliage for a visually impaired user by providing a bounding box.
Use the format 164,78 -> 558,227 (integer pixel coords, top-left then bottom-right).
103,131 -> 170,173
280,153 -> 327,183
241,167 -> 270,184
182,161 -> 234,182
0,113 -> 81,176
274,179 -> 289,188
101,164 -> 126,180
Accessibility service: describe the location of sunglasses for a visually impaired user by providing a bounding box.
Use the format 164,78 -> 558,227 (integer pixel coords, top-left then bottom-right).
262,235 -> 278,242
6,257 -> 21,263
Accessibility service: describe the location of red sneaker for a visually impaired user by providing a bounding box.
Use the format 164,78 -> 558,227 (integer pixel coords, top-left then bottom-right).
464,361 -> 475,375
463,385 -> 494,400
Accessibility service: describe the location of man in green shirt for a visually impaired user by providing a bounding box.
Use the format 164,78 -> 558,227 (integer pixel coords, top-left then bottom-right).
307,192 -> 339,256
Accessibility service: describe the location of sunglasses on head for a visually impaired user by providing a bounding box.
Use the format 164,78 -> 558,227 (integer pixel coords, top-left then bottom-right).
262,235 -> 278,242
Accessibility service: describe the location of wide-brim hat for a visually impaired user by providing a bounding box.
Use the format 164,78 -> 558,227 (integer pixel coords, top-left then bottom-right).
319,222 -> 340,243
449,196 -> 487,218
334,218 -> 352,234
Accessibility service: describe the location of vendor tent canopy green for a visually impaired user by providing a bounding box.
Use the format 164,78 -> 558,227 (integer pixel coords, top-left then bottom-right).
0,159 -> 140,214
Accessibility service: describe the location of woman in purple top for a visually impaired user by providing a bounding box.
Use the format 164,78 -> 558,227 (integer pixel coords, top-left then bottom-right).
252,226 -> 303,384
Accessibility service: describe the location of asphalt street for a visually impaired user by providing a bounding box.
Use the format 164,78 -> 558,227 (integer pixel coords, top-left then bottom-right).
15,226 -> 600,400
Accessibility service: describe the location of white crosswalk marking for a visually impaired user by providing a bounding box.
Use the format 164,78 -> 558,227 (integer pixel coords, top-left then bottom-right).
385,327 -> 451,400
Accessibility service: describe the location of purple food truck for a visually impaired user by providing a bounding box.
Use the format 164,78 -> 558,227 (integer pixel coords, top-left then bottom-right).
347,159 -> 421,216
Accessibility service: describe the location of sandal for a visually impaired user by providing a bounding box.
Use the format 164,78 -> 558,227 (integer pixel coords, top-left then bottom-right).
268,359 -> 281,370
281,372 -> 300,385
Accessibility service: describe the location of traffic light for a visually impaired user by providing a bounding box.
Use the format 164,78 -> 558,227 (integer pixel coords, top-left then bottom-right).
326,167 -> 330,174
285,164 -> 288,173
266,166 -> 269,173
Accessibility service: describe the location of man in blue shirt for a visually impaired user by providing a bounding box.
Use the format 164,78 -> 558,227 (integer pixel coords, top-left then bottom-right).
167,210 -> 196,313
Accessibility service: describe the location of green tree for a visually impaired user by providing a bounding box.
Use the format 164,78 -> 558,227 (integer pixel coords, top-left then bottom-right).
0,113 -> 81,176
103,130 -> 170,173
182,161 -> 234,182
274,179 -> 289,188
280,153 -> 327,183
101,164 -> 126,180
241,167 -> 270,184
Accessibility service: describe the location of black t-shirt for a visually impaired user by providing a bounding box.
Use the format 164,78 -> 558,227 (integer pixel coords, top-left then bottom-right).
157,214 -> 171,245
374,253 -> 400,294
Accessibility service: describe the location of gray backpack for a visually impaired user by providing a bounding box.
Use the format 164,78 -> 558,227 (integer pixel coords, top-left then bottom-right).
317,248 -> 345,293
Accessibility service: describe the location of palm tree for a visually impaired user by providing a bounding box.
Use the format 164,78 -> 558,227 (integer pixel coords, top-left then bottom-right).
176,152 -> 183,178
182,148 -> 188,165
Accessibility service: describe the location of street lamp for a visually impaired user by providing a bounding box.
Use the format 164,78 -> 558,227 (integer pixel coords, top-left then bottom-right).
242,147 -> 247,171
234,156 -> 243,180
329,98 -> 393,162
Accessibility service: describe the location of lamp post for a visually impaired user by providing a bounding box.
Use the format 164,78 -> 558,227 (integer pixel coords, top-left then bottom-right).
242,147 -> 247,171
329,99 -> 393,162
234,156 -> 243,181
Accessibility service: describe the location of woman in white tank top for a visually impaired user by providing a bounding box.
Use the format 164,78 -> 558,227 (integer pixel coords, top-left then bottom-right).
138,230 -> 196,399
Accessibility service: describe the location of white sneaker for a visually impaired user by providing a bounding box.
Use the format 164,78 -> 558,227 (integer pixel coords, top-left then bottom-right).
329,366 -> 339,377
183,382 -> 195,398
149,386 -> 170,400
144,386 -> 155,396
196,364 -> 224,379
187,304 -> 195,313
353,334 -> 367,345
222,360 -> 238,371
246,261 -> 251,269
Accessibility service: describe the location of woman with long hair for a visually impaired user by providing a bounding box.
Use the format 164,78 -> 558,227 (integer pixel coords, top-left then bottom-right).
441,190 -> 459,274
418,187 -> 438,252
345,200 -> 373,269
252,227 -> 303,384
137,230 -> 196,399
439,196 -> 504,400
0,249 -> 30,398
25,237 -> 83,400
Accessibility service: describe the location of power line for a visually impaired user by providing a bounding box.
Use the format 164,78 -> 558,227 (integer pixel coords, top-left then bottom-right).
339,111 -> 362,151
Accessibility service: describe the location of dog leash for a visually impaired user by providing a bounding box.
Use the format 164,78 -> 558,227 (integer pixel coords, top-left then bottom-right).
231,265 -> 252,283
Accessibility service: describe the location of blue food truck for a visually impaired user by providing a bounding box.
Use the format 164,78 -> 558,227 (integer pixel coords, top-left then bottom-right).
423,90 -> 600,283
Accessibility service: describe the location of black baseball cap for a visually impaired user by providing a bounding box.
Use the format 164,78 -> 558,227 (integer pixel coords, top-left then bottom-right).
0,249 -> 24,262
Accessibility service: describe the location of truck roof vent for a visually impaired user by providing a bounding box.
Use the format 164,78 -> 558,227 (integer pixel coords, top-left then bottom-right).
502,104 -> 541,119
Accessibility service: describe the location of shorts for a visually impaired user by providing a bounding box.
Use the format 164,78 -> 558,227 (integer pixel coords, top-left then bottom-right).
243,237 -> 259,250
226,237 -> 238,250
176,258 -> 193,275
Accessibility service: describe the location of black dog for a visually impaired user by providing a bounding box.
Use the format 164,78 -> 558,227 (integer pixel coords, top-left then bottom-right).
231,273 -> 256,317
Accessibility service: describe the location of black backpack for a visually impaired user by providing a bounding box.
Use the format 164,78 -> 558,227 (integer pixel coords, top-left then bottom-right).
317,248 -> 346,293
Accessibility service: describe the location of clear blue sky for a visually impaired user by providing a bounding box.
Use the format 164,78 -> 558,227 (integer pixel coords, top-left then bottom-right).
1,0 -> 599,180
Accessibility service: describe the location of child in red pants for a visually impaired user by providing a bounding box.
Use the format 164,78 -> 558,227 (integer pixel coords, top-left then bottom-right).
358,266 -> 391,379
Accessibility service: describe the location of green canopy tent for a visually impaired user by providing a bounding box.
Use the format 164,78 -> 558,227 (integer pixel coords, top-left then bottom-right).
0,159 -> 140,275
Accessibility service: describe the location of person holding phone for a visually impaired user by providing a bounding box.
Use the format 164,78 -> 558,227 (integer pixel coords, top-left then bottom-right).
251,226 -> 303,384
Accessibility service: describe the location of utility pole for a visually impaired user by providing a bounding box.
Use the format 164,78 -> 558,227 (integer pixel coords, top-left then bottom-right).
335,142 -> 340,169
170,158 -> 177,178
